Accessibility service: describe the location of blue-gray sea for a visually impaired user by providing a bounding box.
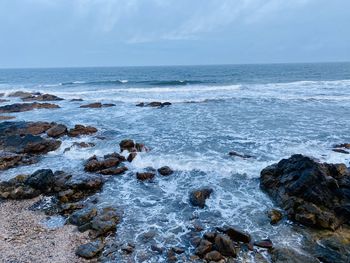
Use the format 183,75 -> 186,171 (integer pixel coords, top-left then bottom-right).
1,63 -> 350,262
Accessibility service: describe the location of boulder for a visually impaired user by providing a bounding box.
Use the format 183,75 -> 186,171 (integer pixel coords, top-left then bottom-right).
218,226 -> 251,243
333,143 -> 350,149
25,169 -> 55,193
260,154 -> 350,230
0,102 -> 60,113
157,166 -> 174,176
119,139 -> 135,152
204,251 -> 223,262
127,152 -> 137,162
270,247 -> 319,263
195,239 -> 213,257
76,240 -> 104,259
80,102 -> 115,108
84,155 -> 121,173
0,152 -> 38,170
0,121 -> 54,136
90,207 -> 120,237
46,124 -> 67,138
268,209 -> 283,224
68,124 -> 97,137
189,188 -> 213,208
68,206 -> 98,226
100,166 -> 128,175
254,239 -> 273,249
214,234 -> 238,257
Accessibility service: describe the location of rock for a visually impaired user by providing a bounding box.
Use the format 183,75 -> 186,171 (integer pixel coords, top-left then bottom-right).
90,207 -> 120,237
271,247 -> 319,263
0,115 -> 15,120
214,234 -> 238,257
268,209 -> 283,224
127,152 -> 137,162
71,98 -> 84,102
189,188 -> 213,208
147,102 -> 163,107
204,232 -> 217,242
25,169 -> 55,193
46,124 -> 67,138
0,134 -> 61,154
157,166 -> 174,176
68,206 -> 98,226
119,139 -> 135,152
0,152 -> 38,170
0,102 -> 60,113
80,102 -> 115,108
8,91 -> 35,98
195,239 -> 213,257
76,240 -> 104,259
136,102 -> 145,107
260,154 -> 350,230
136,172 -> 155,181
332,148 -> 350,154
68,124 -> 97,137
229,151 -> 253,159
84,155 -> 121,173
218,226 -> 251,243
100,166 -> 128,175
172,247 -> 185,254
121,243 -> 135,254
22,93 -> 64,101
333,143 -> 350,149
254,239 -> 273,249
167,249 -> 177,262
205,251 -> 223,262
151,244 -> 164,254
136,102 -> 172,107
0,121 -> 54,136
64,142 -> 95,152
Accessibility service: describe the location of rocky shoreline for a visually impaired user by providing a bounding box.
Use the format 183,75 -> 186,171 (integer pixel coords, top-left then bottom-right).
0,91 -> 350,262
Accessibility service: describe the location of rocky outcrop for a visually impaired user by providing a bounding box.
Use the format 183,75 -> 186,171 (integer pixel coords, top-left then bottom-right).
189,188 -> 213,208
0,115 -> 15,120
0,152 -> 38,170
260,154 -> 350,230
46,124 -> 68,138
76,240 -> 104,259
0,102 -> 60,113
84,153 -> 127,175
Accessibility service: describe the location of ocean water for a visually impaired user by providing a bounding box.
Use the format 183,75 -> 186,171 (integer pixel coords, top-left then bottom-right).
1,63 -> 350,262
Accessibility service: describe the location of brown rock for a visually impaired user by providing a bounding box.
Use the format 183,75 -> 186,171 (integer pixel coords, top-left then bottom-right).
195,239 -> 212,257
0,102 -> 60,113
189,188 -> 213,208
22,93 -> 63,101
214,234 -> 238,257
127,152 -> 137,162
219,226 -> 251,243
0,116 -> 15,120
68,125 -> 97,137
119,139 -> 135,152
157,166 -> 174,176
46,124 -> 67,138
268,209 -> 283,224
0,152 -> 38,170
136,172 -> 155,181
205,251 -> 223,262
100,166 -> 128,175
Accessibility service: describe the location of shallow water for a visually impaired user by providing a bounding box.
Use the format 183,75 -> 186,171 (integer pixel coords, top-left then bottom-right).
1,63 -> 350,262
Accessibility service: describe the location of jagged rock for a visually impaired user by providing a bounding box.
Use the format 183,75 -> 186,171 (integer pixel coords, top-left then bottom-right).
68,206 -> 98,226
260,154 -> 350,230
157,166 -> 174,176
22,93 -> 64,101
25,169 -> 55,193
46,124 -> 67,138
0,102 -> 60,113
270,247 -> 319,263
76,240 -> 104,259
136,172 -> 155,181
99,166 -> 128,175
195,239 -> 213,257
204,251 -> 223,262
229,151 -> 253,159
80,102 -> 115,108
90,207 -> 120,237
127,152 -> 137,162
214,234 -> 238,257
68,124 -> 97,137
0,121 -> 54,136
84,155 -> 121,173
189,188 -> 213,208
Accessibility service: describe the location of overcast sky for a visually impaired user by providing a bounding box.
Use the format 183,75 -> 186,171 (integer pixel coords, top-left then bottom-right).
0,0 -> 349,68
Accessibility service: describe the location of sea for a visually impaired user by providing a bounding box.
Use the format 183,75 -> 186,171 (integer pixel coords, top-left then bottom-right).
0,62 -> 350,262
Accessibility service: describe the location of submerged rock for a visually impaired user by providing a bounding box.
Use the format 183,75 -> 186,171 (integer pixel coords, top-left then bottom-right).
8,91 -> 36,98
332,148 -> 350,154
136,101 -> 172,107
260,154 -> 350,230
22,93 -> 64,101
136,172 -> 155,181
0,102 -> 60,113
189,188 -> 213,208
229,151 -> 253,159
80,102 -> 115,108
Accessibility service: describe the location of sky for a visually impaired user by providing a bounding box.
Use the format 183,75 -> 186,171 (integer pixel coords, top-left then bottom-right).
0,0 -> 349,68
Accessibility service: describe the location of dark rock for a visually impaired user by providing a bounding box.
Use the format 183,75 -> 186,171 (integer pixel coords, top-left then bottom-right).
76,239 -> 104,259
162,102 -> 172,106
268,209 -> 283,224
0,134 -> 61,154
151,244 -> 164,254
271,247 -> 319,263
102,103 -> 116,107
121,243 -> 134,254
254,239 -> 273,249
172,247 -> 185,254
22,93 -> 64,101
189,188 -> 213,208
0,102 -> 60,113
148,102 -> 163,107
127,152 -> 137,162
214,234 -> 238,257
119,139 -> 135,152
0,121 -> 54,136
8,91 -> 35,98
167,249 -> 177,262
68,206 -> 98,226
333,143 -> 350,149
136,102 -> 145,107
25,169 -> 55,193
218,226 -> 251,243
0,152 -> 38,170
260,154 -> 350,230
80,102 -> 103,108
195,239 -> 213,257
136,172 -> 155,181
332,148 -> 350,154
157,166 -> 174,176
204,250 -> 223,262
229,151 -> 253,159
203,232 -> 217,242
312,235 -> 350,263
46,124 -> 67,138
68,124 -> 97,137
70,98 -> 84,102
84,155 -> 121,173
